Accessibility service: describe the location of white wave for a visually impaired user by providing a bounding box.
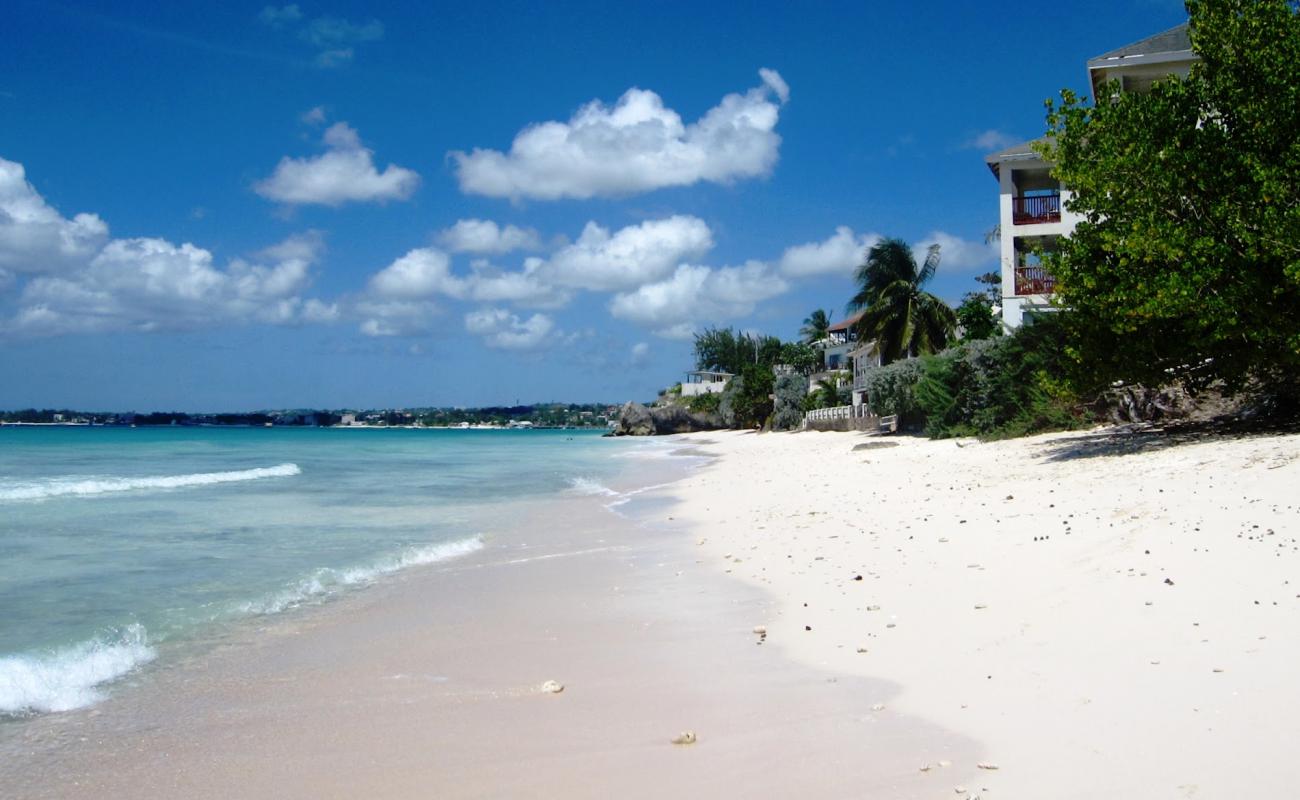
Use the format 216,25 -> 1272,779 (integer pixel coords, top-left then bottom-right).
237,536 -> 485,617
566,476 -> 620,497
0,463 -> 302,501
0,624 -> 156,716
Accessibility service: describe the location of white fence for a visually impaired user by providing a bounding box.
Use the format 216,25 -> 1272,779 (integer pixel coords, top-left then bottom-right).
804,404 -> 874,422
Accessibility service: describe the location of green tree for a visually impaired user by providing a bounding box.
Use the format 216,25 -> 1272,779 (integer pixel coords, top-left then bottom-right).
693,327 -> 787,374
849,238 -> 957,364
956,295 -> 1000,341
1041,0 -> 1300,396
778,341 -> 820,375
799,309 -> 831,344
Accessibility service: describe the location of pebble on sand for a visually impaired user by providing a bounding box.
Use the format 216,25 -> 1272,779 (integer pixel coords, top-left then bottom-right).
540,680 -> 564,694
671,731 -> 697,745
977,762 -> 999,770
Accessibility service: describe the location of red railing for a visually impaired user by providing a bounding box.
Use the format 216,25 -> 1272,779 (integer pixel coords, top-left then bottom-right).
1014,265 -> 1057,296
1012,193 -> 1061,225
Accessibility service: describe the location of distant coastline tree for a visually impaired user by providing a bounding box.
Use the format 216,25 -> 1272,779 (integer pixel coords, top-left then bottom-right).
849,239 -> 957,364
799,309 -> 831,344
1041,0 -> 1300,398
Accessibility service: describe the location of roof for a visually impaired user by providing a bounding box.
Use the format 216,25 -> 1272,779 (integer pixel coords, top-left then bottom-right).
1087,23 -> 1191,68
827,311 -> 865,332
984,137 -> 1049,178
686,370 -> 733,377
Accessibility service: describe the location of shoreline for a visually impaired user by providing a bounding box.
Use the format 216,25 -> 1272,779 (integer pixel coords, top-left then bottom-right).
672,426 -> 1300,798
2,438 -> 976,799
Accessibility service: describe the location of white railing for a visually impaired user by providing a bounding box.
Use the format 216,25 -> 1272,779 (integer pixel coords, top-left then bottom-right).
804,404 -> 874,422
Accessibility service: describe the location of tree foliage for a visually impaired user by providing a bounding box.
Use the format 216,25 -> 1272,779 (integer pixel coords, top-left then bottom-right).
693,327 -> 783,375
956,295 -> 1000,341
718,363 -> 774,428
1041,0 -> 1300,395
799,309 -> 831,344
849,238 -> 957,364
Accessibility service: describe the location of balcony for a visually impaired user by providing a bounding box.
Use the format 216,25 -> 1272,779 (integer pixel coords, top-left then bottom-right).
1014,265 -> 1057,296
1011,193 -> 1061,225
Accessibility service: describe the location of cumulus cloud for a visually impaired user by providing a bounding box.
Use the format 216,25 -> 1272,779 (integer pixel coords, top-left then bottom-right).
630,341 -> 650,366
7,235 -> 326,336
464,307 -> 556,350
437,219 -> 542,254
778,226 -> 880,277
258,4 -> 302,28
255,122 -> 419,207
355,299 -> 441,337
300,105 -> 327,125
915,231 -> 998,272
367,247 -> 466,300
0,158 -> 108,274
467,258 -> 571,309
609,260 -> 788,338
450,69 -> 789,200
541,215 -> 713,291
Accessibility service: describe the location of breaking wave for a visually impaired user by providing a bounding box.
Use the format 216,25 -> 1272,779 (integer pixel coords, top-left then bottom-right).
0,625 -> 156,716
0,464 -> 302,501
236,536 -> 485,617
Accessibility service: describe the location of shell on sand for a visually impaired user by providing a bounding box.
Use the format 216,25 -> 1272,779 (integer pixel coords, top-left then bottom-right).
671,731 -> 697,745
540,680 -> 564,694
977,762 -> 999,770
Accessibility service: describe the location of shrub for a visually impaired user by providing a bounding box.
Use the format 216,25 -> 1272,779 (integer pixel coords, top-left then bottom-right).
860,358 -> 926,419
771,373 -> 806,431
687,390 -> 722,415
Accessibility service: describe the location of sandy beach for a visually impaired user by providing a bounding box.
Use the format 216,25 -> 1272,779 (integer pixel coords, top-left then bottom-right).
5,425 -> 1298,799
674,426 -> 1300,798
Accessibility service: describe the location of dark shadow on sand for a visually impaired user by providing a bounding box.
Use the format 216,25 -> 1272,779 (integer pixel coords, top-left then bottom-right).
1036,419 -> 1300,463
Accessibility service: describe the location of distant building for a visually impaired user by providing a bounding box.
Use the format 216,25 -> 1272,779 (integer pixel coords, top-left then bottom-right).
340,413 -> 356,426
986,24 -> 1197,329
820,312 -> 863,371
681,370 -> 733,397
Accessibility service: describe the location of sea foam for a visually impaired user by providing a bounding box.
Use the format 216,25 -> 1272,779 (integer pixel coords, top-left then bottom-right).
0,625 -> 156,716
0,463 -> 302,501
566,476 -> 620,497
237,535 -> 485,617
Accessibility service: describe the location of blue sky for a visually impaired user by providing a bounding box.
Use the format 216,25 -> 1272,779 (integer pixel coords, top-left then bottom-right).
0,0 -> 1188,411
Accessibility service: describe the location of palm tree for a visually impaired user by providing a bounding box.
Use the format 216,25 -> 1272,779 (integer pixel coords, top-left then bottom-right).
799,308 -> 831,344
848,238 -> 957,364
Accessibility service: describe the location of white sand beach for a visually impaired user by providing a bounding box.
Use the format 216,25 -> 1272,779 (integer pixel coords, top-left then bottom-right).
6,425 -> 1298,799
674,426 -> 1300,798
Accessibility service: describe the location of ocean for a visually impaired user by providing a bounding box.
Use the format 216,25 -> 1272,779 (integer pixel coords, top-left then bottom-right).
0,425 -> 658,718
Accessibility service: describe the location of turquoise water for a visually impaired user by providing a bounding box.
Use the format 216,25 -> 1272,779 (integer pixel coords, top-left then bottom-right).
0,426 -> 645,716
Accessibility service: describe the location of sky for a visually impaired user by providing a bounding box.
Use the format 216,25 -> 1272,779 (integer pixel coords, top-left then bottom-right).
0,0 -> 1190,411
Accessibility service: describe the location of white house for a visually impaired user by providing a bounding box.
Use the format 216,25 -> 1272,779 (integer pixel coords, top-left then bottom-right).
681,370 -> 733,397
820,312 -> 862,371
986,23 -> 1197,330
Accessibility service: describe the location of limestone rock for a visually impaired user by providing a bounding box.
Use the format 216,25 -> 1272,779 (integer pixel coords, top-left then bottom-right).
612,402 -> 655,436
671,731 -> 697,745
540,680 -> 564,694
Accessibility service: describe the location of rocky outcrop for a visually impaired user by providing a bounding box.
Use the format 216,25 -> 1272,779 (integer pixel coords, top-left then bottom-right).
611,402 -> 655,436
649,404 -> 718,435
609,401 -> 720,436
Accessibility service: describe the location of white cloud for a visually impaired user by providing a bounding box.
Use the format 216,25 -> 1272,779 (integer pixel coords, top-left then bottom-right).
7,235 -> 324,336
255,121 -> 419,206
0,157 -> 108,274
778,226 -> 880,277
437,219 -> 542,254
367,247 -> 466,299
914,231 -> 998,272
355,299 -> 441,337
541,215 -> 713,291
964,129 -> 1020,151
609,260 -> 788,338
450,68 -> 789,200
467,258 -> 571,309
464,307 -> 556,350
300,105 -> 327,125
